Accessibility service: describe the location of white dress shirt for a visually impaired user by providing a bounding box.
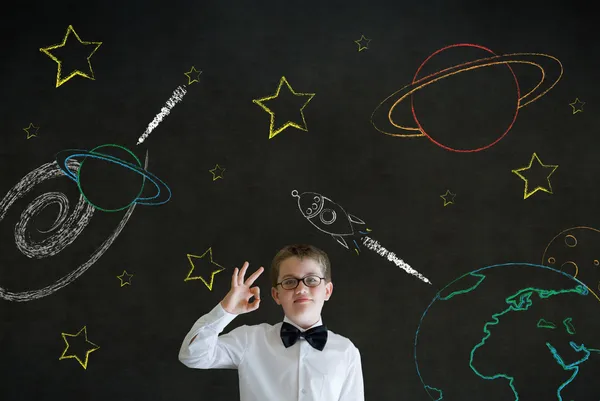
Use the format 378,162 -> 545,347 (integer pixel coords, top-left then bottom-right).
179,302 -> 365,401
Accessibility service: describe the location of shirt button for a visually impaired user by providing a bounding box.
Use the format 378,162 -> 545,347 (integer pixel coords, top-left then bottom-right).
301,389 -> 306,394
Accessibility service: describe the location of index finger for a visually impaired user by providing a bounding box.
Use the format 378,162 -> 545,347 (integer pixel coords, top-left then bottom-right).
238,261 -> 249,286
245,266 -> 264,286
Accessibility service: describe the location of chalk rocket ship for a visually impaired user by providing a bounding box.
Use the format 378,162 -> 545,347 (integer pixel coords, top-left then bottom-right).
291,189 -> 367,249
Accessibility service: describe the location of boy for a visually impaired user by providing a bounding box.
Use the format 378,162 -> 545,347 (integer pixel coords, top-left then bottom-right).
178,244 -> 365,401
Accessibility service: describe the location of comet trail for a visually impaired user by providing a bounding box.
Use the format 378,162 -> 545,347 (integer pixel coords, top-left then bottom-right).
137,85 -> 187,145
362,236 -> 432,284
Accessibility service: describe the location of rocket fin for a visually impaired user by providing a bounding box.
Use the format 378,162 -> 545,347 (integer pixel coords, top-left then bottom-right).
348,214 -> 365,225
332,235 -> 349,249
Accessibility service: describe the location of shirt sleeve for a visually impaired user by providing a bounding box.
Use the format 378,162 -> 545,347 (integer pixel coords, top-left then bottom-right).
178,302 -> 248,370
338,346 -> 365,401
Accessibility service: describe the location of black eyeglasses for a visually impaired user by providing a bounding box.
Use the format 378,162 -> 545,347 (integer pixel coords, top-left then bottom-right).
276,275 -> 325,290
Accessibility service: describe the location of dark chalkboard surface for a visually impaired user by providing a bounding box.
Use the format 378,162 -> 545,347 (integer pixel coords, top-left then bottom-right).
2,1 -> 599,400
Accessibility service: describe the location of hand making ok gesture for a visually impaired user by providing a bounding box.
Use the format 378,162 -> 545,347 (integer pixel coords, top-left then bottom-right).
220,261 -> 264,315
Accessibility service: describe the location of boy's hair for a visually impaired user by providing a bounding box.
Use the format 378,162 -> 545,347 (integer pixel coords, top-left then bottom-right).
270,244 -> 332,288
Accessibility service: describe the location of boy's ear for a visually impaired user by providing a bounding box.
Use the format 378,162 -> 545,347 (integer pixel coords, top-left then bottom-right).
324,282 -> 333,301
271,287 -> 281,305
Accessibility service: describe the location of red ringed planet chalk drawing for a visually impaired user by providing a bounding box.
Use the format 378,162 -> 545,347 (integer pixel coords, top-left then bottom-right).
370,43 -> 563,152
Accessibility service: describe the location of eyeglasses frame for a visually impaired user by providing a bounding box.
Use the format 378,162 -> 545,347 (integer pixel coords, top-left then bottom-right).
276,275 -> 326,290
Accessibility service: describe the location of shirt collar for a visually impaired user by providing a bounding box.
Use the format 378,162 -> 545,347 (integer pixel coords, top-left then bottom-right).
283,315 -> 323,332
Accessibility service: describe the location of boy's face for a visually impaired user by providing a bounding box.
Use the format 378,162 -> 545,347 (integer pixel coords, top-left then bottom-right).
271,256 -> 333,329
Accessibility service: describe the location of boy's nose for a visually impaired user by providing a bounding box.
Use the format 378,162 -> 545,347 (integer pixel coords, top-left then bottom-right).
296,282 -> 310,292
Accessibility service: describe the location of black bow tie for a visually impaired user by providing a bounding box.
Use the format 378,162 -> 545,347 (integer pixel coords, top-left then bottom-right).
280,322 -> 328,351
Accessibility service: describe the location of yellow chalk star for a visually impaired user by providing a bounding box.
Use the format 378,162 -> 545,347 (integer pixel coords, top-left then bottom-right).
184,66 -> 202,85
569,97 -> 585,114
59,326 -> 100,370
40,25 -> 102,88
185,248 -> 226,291
440,190 -> 456,206
116,270 -> 134,287
209,164 -> 226,180
23,123 -> 39,139
512,152 -> 559,199
354,35 -> 371,51
253,76 -> 315,139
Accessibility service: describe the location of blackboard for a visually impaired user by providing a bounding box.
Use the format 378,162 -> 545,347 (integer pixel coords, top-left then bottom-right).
2,1 -> 599,400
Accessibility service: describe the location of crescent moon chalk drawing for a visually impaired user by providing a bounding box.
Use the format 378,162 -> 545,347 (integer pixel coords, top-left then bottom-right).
542,226 -> 600,302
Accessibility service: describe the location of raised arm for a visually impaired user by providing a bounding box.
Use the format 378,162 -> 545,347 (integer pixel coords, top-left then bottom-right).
178,262 -> 264,369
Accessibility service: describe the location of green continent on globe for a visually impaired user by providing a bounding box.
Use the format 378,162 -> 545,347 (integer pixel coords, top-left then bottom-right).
468,282 -> 593,401
417,265 -> 600,401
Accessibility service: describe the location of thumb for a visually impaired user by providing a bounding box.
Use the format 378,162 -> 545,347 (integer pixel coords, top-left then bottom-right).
250,297 -> 261,311
249,286 -> 260,310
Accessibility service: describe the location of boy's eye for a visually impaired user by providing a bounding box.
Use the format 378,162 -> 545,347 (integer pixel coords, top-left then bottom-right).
305,276 -> 319,284
282,279 -> 296,286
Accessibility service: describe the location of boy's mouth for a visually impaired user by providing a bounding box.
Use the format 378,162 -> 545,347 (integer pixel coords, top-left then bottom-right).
294,298 -> 312,303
